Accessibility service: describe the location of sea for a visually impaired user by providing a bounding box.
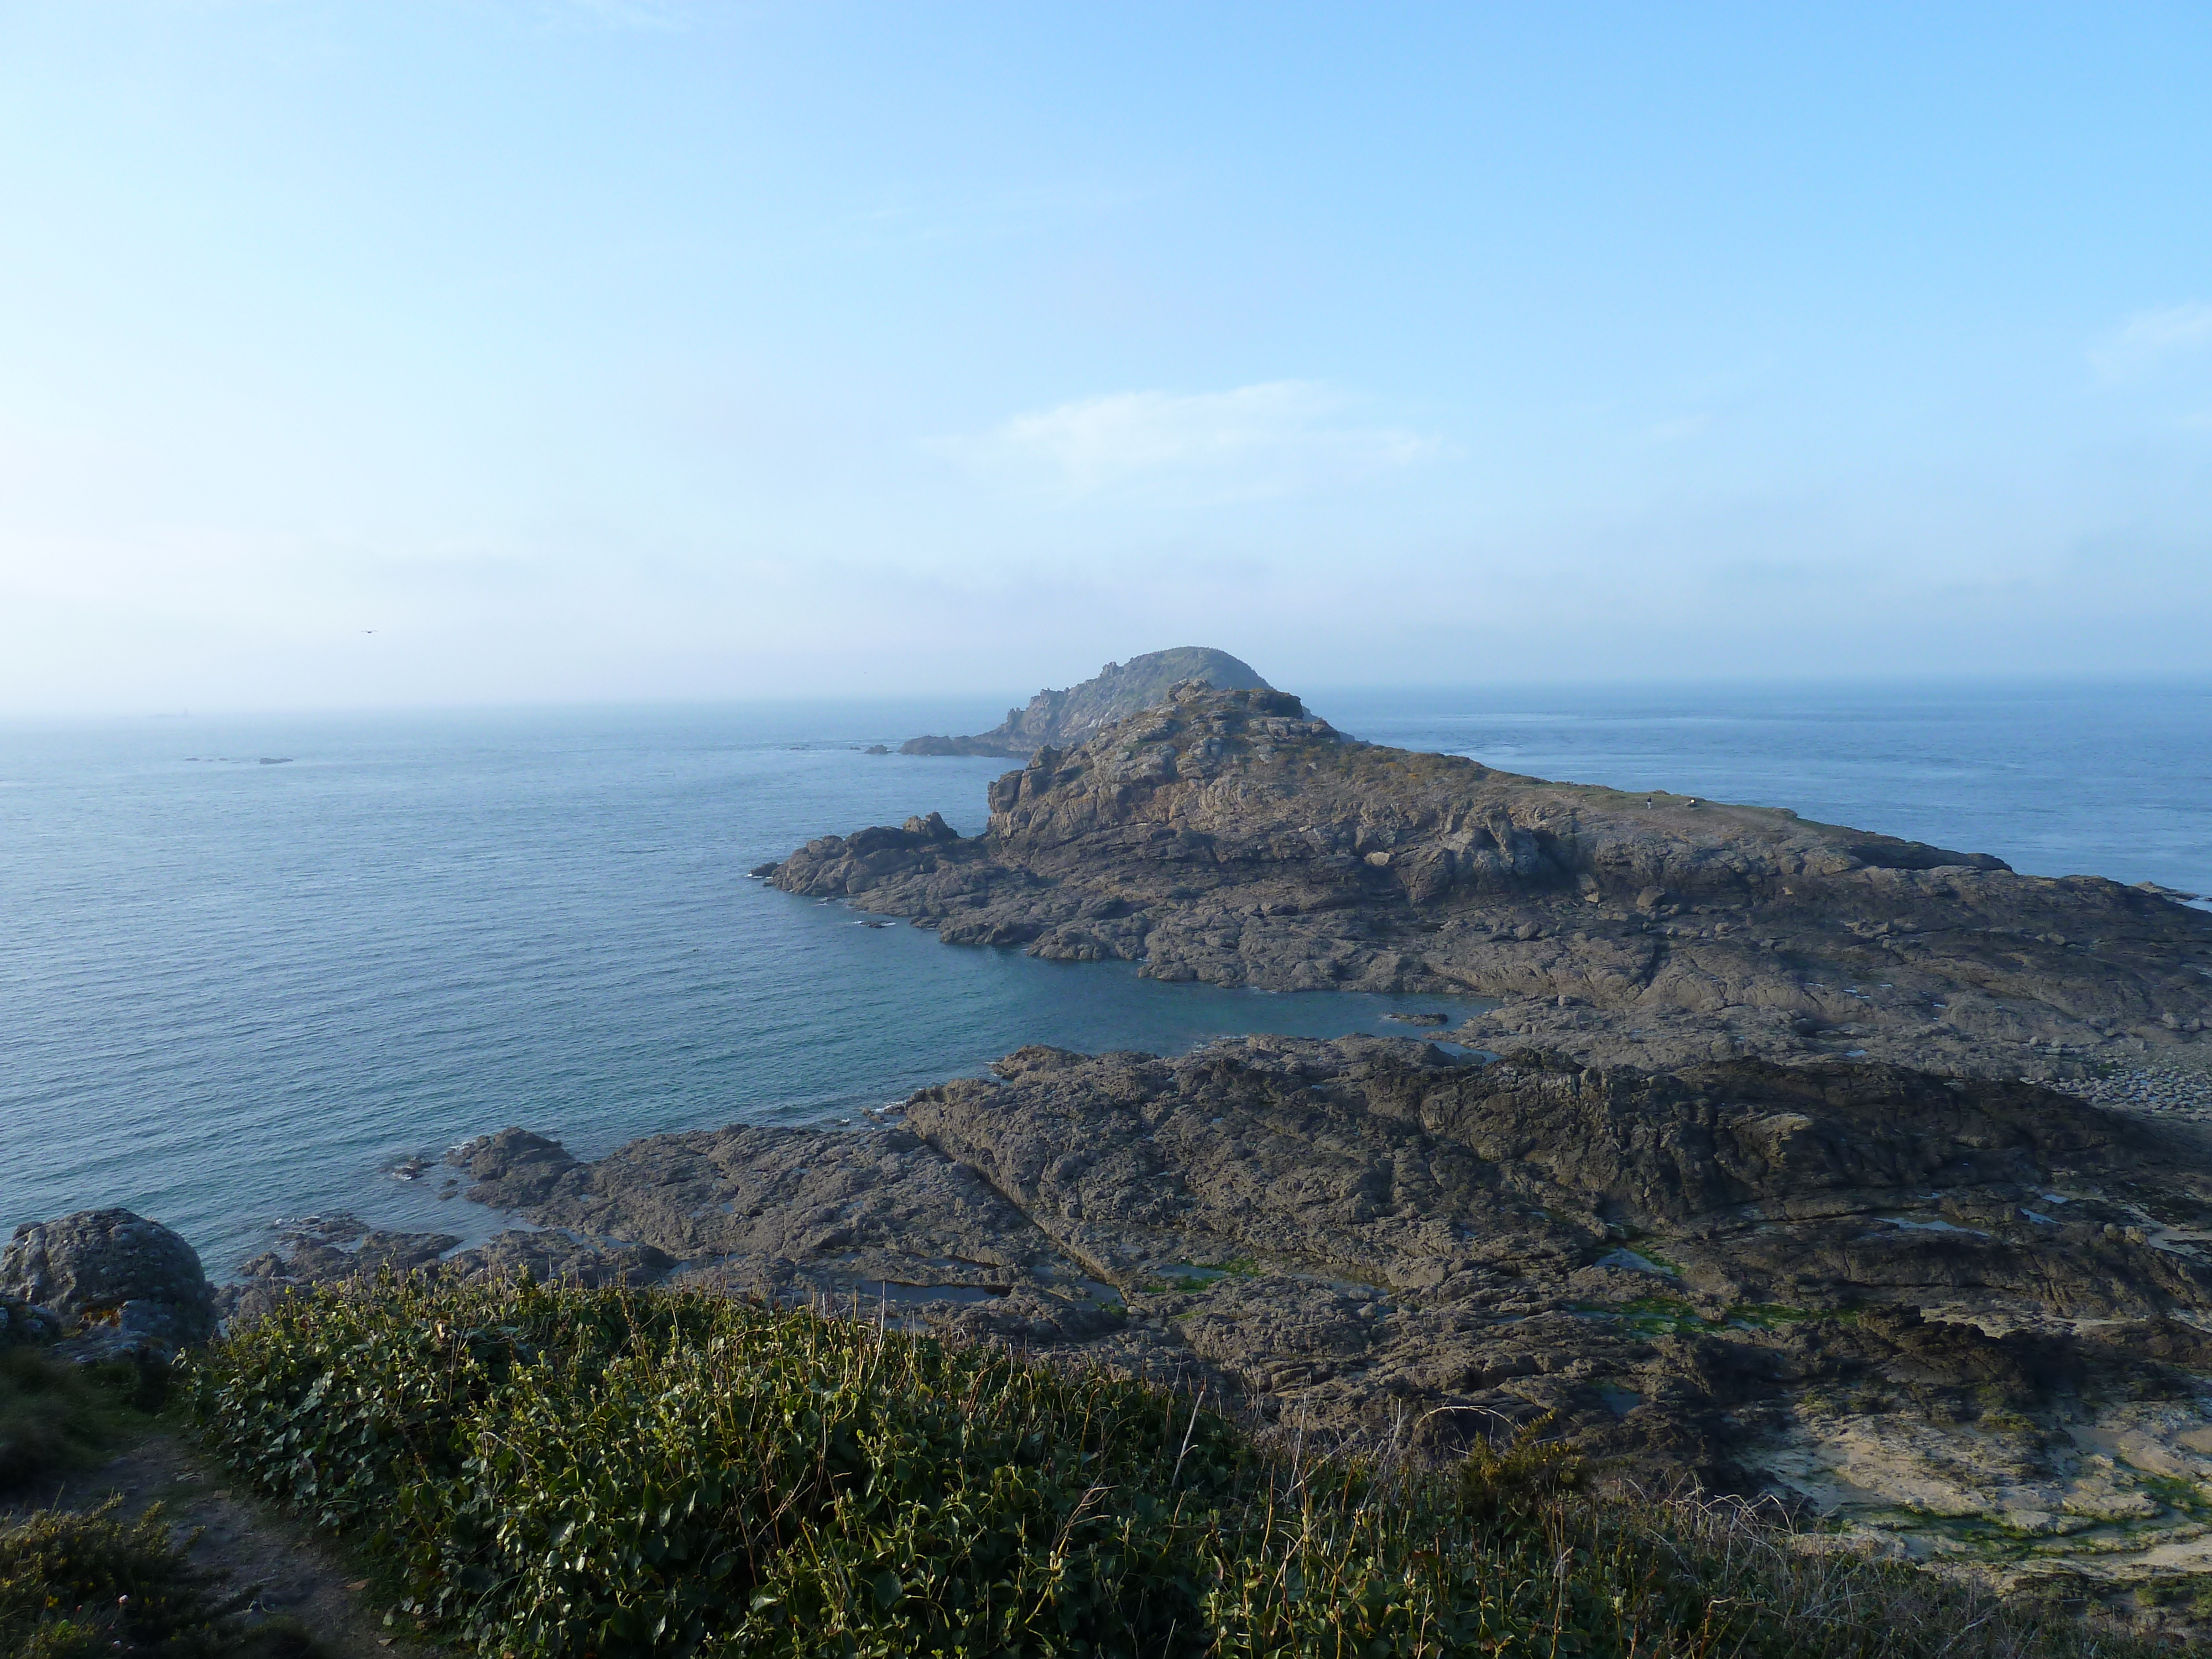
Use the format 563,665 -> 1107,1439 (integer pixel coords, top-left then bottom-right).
6,679 -> 2209,1280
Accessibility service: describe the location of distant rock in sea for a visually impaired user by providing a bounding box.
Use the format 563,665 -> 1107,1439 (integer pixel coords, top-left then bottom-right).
900,646 -> 1271,758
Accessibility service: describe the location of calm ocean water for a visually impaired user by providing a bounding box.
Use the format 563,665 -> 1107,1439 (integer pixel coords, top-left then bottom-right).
5,680 -> 2209,1279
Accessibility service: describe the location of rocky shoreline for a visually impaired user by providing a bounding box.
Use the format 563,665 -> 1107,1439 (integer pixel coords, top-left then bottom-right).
186,1030 -> 2212,1601
17,673 -> 2212,1614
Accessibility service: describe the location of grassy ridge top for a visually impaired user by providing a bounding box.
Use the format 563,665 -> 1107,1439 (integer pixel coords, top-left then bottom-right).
184,1276 -> 2169,1658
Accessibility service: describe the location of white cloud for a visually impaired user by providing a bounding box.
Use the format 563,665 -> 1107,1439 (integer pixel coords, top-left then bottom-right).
2089,302 -> 2212,382
927,381 -> 1447,505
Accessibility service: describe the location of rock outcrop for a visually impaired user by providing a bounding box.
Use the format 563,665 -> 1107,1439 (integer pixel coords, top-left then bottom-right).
212,1033 -> 2212,1592
899,647 -> 1271,757
769,681 -> 2212,1080
218,1204 -> 675,1326
2,1209 -> 217,1361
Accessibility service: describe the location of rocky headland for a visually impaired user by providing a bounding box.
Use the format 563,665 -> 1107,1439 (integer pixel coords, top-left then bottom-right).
773,680 -> 2212,1081
899,645 -> 1270,757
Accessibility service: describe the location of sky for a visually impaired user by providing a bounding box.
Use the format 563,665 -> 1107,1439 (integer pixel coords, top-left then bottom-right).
2,1 -> 2209,713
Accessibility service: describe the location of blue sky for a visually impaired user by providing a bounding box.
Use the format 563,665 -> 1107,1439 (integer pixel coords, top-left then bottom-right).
3,2 -> 2208,712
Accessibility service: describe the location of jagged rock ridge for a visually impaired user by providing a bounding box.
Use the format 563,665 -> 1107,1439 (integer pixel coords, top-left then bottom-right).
899,646 -> 1271,757
766,681 -> 2212,1080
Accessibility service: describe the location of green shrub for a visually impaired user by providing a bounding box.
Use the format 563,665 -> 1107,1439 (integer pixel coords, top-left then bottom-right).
0,1498 -> 321,1657
190,1276 -> 2168,1658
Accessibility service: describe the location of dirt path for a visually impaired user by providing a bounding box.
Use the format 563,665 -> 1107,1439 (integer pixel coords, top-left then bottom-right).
4,1431 -> 439,1658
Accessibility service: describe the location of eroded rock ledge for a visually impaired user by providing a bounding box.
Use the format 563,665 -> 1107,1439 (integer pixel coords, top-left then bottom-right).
762,681 -> 2212,1079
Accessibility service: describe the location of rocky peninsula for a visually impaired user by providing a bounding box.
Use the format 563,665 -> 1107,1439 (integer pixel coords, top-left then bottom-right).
774,680 -> 2212,1081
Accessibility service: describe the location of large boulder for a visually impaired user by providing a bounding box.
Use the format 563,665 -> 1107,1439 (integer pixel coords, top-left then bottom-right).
1,1209 -> 217,1360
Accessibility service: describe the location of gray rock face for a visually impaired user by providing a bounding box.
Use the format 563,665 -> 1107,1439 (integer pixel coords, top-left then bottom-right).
899,648 -> 1271,758
366,1039 -> 2212,1469
771,681 -> 2212,1080
2,1208 -> 217,1360
447,1116 -> 1101,1310
451,1128 -> 580,1206
220,1208 -> 671,1324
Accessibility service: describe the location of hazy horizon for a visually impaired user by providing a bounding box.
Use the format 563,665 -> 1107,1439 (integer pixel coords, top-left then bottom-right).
5,666 -> 2208,732
5,3 -> 2209,715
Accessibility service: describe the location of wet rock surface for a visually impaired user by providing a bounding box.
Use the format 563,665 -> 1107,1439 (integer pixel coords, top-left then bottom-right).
768,681 -> 2212,1081
2,1208 -> 217,1361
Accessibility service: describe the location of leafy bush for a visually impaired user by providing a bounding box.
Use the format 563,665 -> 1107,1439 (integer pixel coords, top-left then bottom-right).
0,1498 -> 321,1657
191,1275 -> 2166,1658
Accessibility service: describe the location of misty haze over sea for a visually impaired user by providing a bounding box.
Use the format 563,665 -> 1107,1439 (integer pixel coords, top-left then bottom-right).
6,677 -> 2206,1280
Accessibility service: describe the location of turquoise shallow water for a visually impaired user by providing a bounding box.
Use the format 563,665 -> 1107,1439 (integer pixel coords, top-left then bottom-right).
4,680 -> 2208,1277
